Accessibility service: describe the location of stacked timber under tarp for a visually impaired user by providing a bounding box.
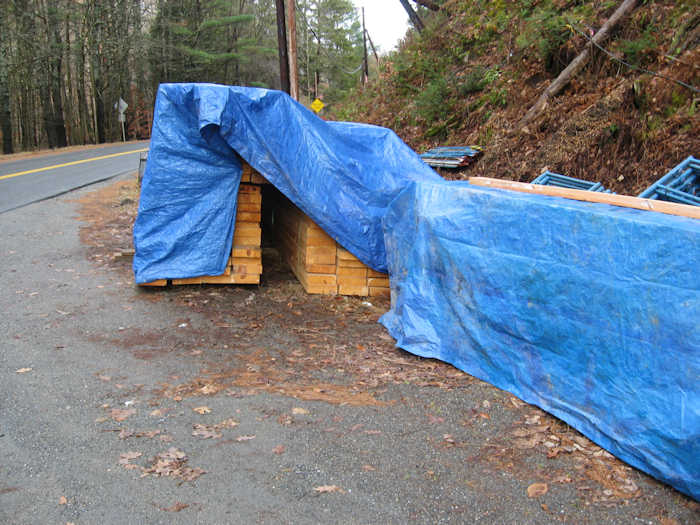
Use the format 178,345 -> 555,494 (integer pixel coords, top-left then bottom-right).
140,161 -> 391,296
172,182 -> 263,285
276,195 -> 390,297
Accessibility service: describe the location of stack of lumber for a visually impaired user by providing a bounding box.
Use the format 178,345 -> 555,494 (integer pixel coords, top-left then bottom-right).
276,197 -> 338,294
336,247 -> 390,297
276,197 -> 390,296
240,161 -> 269,184
171,183 -> 262,285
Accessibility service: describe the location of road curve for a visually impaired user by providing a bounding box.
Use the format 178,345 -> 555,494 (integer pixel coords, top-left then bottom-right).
0,142 -> 148,214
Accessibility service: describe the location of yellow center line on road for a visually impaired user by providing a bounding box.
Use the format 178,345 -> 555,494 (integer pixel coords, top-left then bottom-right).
0,147 -> 149,182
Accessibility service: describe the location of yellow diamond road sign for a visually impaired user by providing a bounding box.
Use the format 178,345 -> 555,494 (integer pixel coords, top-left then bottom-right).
311,98 -> 325,113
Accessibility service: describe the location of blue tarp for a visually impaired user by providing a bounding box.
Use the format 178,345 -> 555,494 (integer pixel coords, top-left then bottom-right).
380,181 -> 700,500
134,82 -> 700,501
133,83 -> 440,283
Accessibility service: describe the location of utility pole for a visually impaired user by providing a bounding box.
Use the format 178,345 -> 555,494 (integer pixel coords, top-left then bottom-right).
286,0 -> 299,100
365,29 -> 380,67
275,0 -> 290,94
361,8 -> 369,84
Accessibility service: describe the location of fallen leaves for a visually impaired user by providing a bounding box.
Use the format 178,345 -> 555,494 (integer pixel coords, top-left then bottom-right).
159,502 -> 189,512
292,407 -> 309,415
192,424 -> 222,439
142,448 -> 205,482
527,482 -> 548,498
585,460 -> 640,499
119,429 -> 161,440
217,418 -> 239,428
118,451 -> 142,470
58,496 -> 68,505
313,485 -> 344,494
235,435 -> 256,442
192,406 -> 211,415
271,445 -> 285,455
16,368 -> 32,374
110,408 -> 136,422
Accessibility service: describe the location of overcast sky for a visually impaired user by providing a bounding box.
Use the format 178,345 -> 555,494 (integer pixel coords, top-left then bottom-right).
352,0 -> 409,53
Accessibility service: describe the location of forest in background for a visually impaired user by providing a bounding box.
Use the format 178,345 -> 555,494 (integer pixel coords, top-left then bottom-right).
0,0 -> 365,154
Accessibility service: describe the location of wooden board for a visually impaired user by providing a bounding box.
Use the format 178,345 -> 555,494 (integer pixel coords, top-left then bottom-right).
139,279 -> 168,287
468,177 -> 700,219
369,286 -> 391,297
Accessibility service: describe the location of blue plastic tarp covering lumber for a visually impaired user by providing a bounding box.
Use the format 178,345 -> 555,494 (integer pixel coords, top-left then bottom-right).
133,83 -> 441,283
380,181 -> 700,500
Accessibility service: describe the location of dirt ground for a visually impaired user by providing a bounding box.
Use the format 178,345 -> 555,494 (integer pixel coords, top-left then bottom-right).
55,174 -> 698,522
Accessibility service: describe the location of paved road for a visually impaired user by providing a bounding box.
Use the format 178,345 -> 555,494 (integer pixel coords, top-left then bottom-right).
0,142 -> 148,214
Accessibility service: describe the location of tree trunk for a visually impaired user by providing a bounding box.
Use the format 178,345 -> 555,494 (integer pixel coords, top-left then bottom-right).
0,6 -> 13,153
517,0 -> 638,131
413,0 -> 440,11
398,0 -> 424,32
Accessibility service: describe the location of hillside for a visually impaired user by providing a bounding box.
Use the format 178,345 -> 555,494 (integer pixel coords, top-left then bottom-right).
336,0 -> 699,195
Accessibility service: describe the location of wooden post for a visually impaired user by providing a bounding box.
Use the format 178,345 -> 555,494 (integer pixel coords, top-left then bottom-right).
275,0 -> 290,94
286,0 -> 299,100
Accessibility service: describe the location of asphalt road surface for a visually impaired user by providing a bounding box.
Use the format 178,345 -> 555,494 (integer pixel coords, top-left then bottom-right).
0,142 -> 148,214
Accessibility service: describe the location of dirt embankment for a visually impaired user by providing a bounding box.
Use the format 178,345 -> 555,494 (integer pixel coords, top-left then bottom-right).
337,1 -> 699,194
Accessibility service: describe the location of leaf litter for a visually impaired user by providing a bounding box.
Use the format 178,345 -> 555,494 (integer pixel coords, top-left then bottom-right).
81,179 -> 693,513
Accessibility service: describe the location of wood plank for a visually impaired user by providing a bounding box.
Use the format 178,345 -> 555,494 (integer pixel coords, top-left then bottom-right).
368,277 -> 390,287
336,258 -> 366,269
237,201 -> 262,212
304,273 -> 337,286
200,273 -> 260,284
171,277 -> 203,285
234,222 -> 262,233
369,286 -> 391,297
303,283 -> 339,294
250,172 -> 269,184
238,184 -> 261,194
337,267 -> 368,278
234,231 -> 262,246
304,246 -> 336,265
236,211 -> 262,223
232,263 -> 263,274
232,246 -> 262,258
368,269 -> 388,278
338,283 -> 369,296
231,256 -> 262,264
468,177 -> 700,220
237,193 -> 262,205
139,279 -> 168,287
305,263 -> 337,274
336,276 -> 369,286
337,247 -> 361,261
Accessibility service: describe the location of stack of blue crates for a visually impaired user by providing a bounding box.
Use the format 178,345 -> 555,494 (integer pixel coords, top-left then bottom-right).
638,156 -> 699,207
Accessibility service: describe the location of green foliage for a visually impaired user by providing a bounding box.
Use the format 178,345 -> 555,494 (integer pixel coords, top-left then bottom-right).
515,5 -> 570,69
416,77 -> 451,123
618,28 -> 657,65
458,67 -> 499,96
487,87 -> 508,108
150,0 -> 279,89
